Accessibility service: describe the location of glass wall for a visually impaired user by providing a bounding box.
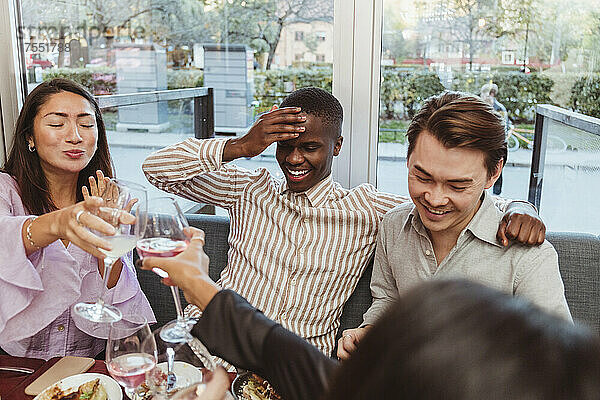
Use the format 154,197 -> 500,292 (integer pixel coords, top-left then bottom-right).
18,0 -> 334,209
538,119 -> 600,233
376,0 -> 600,233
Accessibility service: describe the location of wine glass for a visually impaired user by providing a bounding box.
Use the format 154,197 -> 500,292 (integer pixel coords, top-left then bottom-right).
145,330 -> 209,399
136,197 -> 195,343
73,178 -> 148,323
106,315 -> 157,399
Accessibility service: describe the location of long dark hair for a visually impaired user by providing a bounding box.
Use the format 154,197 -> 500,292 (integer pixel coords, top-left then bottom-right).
3,79 -> 113,215
327,279 -> 600,400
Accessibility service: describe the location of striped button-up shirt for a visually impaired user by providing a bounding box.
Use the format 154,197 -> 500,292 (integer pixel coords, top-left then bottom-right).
142,138 -> 405,355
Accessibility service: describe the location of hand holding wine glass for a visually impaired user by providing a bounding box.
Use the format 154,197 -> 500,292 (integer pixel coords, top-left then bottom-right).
73,178 -> 148,323
106,315 -> 157,399
138,227 -> 220,317
136,197 -> 198,343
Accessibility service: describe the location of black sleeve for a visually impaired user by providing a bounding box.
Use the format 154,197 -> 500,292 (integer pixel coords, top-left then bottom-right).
191,289 -> 338,400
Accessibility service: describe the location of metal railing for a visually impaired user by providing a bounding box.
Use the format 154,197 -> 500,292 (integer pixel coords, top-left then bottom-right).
95,87 -> 214,139
528,104 -> 600,209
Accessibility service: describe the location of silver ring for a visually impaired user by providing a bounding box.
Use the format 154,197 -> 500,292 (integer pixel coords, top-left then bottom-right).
75,210 -> 85,225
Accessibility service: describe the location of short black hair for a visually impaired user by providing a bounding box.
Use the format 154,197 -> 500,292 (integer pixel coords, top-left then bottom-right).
280,87 -> 343,137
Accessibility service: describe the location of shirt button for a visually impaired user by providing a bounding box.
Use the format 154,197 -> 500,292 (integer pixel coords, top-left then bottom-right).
290,278 -> 297,285
425,250 -> 432,256
303,218 -> 309,223
57,325 -> 65,332
280,312 -> 287,319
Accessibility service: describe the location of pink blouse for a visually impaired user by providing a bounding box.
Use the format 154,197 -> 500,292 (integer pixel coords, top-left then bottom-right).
0,172 -> 155,360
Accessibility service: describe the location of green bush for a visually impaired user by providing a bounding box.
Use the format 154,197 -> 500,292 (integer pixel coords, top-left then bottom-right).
380,67 -> 443,119
570,74 -> 600,118
43,67 -> 116,95
43,67 -> 206,95
253,67 -> 333,109
404,72 -> 445,118
451,72 -> 493,94
543,72 -> 587,109
490,72 -> 554,123
452,71 -> 554,123
167,69 -> 204,90
380,67 -> 411,119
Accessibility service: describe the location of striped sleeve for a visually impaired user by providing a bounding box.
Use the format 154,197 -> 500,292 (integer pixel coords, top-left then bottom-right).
142,138 -> 254,209
370,187 -> 410,220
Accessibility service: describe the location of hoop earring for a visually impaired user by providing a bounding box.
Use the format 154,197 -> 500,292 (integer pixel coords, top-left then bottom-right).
28,143 -> 36,152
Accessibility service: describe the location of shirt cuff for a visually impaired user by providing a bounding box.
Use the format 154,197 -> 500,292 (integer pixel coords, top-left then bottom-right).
195,138 -> 230,171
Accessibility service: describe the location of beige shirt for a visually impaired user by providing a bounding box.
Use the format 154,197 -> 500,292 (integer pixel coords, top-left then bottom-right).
142,138 -> 403,355
362,191 -> 572,326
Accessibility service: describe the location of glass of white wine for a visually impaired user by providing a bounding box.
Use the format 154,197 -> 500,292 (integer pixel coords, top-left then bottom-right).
73,178 -> 148,323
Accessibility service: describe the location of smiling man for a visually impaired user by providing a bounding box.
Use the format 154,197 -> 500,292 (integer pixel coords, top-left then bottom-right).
143,88 -> 546,357
337,91 -> 571,360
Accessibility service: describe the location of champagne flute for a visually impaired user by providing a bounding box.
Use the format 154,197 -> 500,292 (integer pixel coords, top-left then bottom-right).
73,178 -> 148,323
106,315 -> 157,399
136,197 -> 195,343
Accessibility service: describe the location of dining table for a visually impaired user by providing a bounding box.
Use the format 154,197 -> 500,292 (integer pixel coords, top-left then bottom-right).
1,355 -> 237,400
0,356 -> 115,400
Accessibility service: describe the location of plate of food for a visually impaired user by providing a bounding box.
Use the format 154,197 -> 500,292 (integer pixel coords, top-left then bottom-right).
33,373 -> 122,400
132,361 -> 204,399
231,372 -> 282,400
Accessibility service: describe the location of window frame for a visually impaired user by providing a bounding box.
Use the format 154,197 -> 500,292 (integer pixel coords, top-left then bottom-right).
332,0 -> 382,188
0,0 -> 27,165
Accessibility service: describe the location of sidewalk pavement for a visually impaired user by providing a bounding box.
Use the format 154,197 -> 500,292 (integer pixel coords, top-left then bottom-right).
107,130 -> 600,170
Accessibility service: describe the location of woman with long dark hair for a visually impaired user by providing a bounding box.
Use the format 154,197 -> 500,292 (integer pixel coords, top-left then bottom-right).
0,79 -> 154,359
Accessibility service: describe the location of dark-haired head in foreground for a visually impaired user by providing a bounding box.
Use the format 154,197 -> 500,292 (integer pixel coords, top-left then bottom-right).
329,279 -> 600,400
276,87 -> 343,192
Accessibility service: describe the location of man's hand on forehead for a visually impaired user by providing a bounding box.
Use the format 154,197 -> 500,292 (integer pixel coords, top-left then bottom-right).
223,107 -> 307,161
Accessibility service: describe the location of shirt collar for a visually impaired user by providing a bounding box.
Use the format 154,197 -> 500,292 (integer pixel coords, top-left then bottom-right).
464,190 -> 504,248
404,191 -> 503,247
405,206 -> 429,237
279,174 -> 334,208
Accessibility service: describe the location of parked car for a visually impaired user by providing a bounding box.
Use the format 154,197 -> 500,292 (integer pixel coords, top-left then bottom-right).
26,53 -> 54,69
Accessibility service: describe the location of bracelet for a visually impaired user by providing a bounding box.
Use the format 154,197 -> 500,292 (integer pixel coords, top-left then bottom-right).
26,216 -> 40,249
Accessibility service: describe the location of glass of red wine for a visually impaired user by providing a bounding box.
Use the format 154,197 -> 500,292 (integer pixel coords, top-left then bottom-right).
136,197 -> 195,343
106,315 -> 157,399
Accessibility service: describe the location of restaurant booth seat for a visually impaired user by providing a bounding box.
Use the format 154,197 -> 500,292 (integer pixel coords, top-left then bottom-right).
134,215 -> 600,357
3,217 -> 596,358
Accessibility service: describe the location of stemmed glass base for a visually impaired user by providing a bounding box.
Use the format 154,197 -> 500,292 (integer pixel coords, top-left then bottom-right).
159,317 -> 198,343
73,301 -> 123,323
73,255 -> 123,323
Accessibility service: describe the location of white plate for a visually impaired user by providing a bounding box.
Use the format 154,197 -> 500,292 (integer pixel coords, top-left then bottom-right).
33,372 -> 123,400
156,361 -> 204,389
124,361 -> 203,399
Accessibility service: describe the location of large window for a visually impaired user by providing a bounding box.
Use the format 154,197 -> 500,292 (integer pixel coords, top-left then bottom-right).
17,0 -> 334,209
376,0 -> 600,233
